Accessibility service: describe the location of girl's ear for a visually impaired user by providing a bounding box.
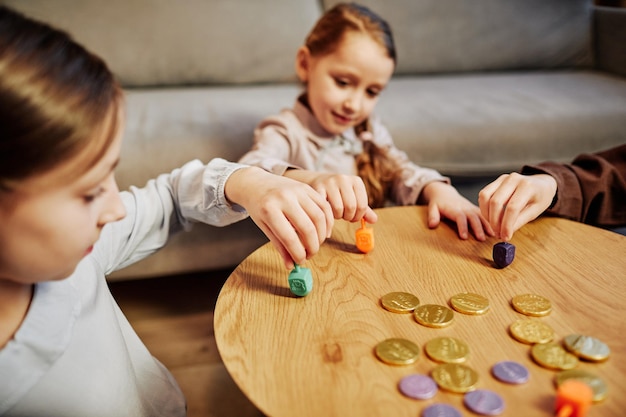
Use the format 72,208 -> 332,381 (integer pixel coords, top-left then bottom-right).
295,46 -> 311,83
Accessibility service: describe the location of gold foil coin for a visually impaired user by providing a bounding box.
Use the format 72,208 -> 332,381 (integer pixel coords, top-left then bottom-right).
381,292 -> 420,313
531,342 -> 579,370
414,304 -> 455,328
509,318 -> 555,344
555,369 -> 608,402
449,292 -> 490,315
374,338 -> 420,366
425,337 -> 470,363
563,334 -> 610,362
511,293 -> 552,317
431,363 -> 479,393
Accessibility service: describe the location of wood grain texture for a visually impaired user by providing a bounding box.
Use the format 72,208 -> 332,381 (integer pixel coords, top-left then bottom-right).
215,206 -> 626,417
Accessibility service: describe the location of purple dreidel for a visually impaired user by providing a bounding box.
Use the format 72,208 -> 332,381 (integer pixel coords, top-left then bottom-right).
493,242 -> 515,268
288,264 -> 313,297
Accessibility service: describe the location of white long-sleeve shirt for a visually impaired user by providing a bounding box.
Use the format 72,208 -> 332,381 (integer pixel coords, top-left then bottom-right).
0,158 -> 248,417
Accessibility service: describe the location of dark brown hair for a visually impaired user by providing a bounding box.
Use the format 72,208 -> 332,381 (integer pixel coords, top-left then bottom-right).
0,5 -> 122,192
305,3 -> 398,208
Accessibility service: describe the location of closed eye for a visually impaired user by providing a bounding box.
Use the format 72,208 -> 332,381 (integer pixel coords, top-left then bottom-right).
83,187 -> 106,203
334,77 -> 351,88
366,88 -> 381,98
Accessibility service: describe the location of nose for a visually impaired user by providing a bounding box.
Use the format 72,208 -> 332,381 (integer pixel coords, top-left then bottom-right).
343,91 -> 363,114
98,179 -> 126,227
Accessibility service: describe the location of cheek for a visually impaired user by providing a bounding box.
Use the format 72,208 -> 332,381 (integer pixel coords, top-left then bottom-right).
363,98 -> 379,116
315,84 -> 344,109
40,202 -> 98,247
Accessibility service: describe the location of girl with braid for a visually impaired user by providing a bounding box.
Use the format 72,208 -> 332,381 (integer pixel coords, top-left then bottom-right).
239,3 -> 493,240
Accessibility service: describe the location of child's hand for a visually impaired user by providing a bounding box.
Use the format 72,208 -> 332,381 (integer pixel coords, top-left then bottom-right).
225,167 -> 335,269
285,170 -> 378,224
478,173 -> 557,241
421,181 -> 494,241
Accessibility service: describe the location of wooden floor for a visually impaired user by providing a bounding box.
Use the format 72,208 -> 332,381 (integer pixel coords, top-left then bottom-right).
109,270 -> 266,417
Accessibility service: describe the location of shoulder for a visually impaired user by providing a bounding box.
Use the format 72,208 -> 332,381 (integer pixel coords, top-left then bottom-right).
255,108 -> 303,136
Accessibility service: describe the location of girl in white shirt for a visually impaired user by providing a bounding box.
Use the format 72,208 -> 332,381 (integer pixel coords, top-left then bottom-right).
240,3 -> 494,240
0,5 -> 338,416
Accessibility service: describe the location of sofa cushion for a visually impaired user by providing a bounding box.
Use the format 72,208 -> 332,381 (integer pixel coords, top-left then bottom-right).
5,0 -> 322,87
116,83 -> 302,189
376,70 -> 626,175
323,0 -> 594,75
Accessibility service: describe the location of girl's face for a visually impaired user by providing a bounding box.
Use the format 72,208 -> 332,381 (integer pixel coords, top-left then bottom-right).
0,120 -> 127,284
296,31 -> 394,136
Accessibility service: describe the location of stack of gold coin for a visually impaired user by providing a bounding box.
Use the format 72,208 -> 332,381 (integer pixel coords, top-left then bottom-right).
449,292 -> 490,315
511,293 -> 552,316
555,369 -> 609,402
563,334 -> 611,362
424,337 -> 470,363
431,363 -> 479,393
509,318 -> 555,344
380,292 -> 420,313
414,304 -> 454,328
531,342 -> 579,370
374,338 -> 420,366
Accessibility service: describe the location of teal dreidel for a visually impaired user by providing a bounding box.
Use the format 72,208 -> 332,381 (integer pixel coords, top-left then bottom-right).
288,264 -> 313,297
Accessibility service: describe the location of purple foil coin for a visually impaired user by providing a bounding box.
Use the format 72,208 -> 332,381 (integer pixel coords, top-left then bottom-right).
491,361 -> 529,384
493,242 -> 515,268
464,389 -> 505,415
422,404 -> 463,417
398,374 -> 438,400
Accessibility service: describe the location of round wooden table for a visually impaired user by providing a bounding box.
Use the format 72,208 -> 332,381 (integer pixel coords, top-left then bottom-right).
215,206 -> 626,417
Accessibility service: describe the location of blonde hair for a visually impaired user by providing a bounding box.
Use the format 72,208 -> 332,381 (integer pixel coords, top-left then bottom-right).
0,5 -> 122,192
305,3 -> 398,208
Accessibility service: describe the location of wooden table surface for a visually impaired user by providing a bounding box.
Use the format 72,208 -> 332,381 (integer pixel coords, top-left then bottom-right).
214,206 -> 626,417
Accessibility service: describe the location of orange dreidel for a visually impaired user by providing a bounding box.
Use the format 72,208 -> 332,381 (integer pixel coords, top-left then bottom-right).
355,218 -> 374,253
555,380 -> 593,417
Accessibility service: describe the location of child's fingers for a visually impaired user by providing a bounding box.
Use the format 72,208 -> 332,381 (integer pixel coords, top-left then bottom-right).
486,181 -> 520,238
478,175 -> 506,221
362,207 -> 378,224
299,187 -> 335,241
452,213 -> 470,240
338,187 -> 358,222
254,219 -> 304,268
498,180 -> 542,240
323,186 -> 346,220
297,195 -> 334,247
427,202 -> 441,229
350,179 -> 371,223
480,213 -> 496,237
466,213 -> 486,241
258,191 -> 333,263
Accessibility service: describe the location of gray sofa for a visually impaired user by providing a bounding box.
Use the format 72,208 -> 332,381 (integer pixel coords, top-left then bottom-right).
7,0 -> 626,280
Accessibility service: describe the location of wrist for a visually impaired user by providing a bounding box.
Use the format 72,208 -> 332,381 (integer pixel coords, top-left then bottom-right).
418,181 -> 448,204
224,166 -> 261,206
